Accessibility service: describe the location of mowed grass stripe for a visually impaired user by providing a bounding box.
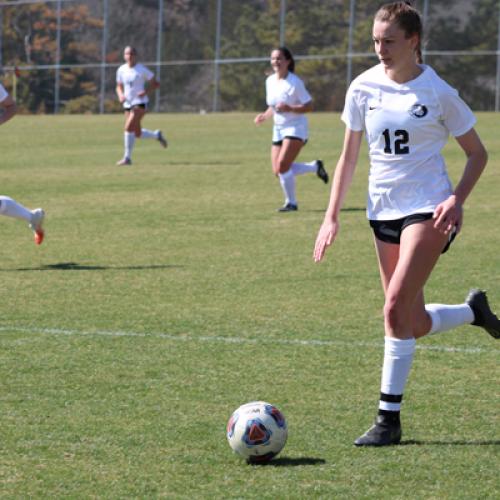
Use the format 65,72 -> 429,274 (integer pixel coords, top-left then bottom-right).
0,325 -> 494,354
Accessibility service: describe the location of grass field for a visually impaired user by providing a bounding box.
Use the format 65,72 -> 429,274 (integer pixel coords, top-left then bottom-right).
0,112 -> 498,498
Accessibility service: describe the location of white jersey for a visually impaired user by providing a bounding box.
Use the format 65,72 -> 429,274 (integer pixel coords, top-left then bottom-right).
116,63 -> 154,107
342,64 -> 476,220
0,83 -> 9,103
266,72 -> 312,131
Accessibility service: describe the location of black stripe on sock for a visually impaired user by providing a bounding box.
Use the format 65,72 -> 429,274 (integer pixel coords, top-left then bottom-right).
380,392 -> 403,403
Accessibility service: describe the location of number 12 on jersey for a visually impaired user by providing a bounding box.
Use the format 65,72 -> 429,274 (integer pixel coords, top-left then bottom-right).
382,129 -> 410,155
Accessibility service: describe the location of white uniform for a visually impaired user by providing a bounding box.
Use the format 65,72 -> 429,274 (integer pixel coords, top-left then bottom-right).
116,63 -> 154,108
266,72 -> 312,142
0,83 -> 9,103
342,64 -> 476,220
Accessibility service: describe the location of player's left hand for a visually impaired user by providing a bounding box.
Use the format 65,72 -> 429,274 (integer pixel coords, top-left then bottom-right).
433,195 -> 463,235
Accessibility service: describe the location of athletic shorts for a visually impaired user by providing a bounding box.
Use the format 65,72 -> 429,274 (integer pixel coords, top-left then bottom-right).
272,124 -> 308,144
272,136 -> 308,146
124,103 -> 147,111
369,212 -> 457,254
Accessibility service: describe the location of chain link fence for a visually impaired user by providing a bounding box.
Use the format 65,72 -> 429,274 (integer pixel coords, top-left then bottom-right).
0,0 -> 499,113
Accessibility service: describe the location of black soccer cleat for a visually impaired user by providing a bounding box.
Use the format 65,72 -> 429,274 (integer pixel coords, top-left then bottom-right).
466,289 -> 500,339
278,203 -> 298,212
157,130 -> 168,148
316,160 -> 329,184
354,414 -> 402,447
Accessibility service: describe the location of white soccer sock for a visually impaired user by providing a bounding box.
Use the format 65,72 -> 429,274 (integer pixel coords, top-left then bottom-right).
379,337 -> 416,412
124,132 -> 135,159
140,128 -> 157,139
425,303 -> 475,335
0,196 -> 33,222
278,170 -> 297,205
291,161 -> 317,176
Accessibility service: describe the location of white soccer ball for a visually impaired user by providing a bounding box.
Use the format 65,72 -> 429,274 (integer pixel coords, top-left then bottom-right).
226,401 -> 288,463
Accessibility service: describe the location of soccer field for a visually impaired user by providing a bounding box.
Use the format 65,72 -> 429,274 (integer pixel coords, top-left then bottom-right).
0,112 -> 498,498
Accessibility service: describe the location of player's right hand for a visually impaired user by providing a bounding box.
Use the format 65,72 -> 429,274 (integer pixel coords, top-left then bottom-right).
313,220 -> 339,262
254,113 -> 266,125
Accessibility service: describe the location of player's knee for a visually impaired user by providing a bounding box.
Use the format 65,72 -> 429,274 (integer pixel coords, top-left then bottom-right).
383,295 -> 407,332
276,160 -> 291,174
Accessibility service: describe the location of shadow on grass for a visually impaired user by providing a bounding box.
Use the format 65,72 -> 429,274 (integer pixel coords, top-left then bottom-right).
164,161 -> 241,167
308,206 -> 366,213
401,439 -> 500,446
4,262 -> 183,272
251,457 -> 326,467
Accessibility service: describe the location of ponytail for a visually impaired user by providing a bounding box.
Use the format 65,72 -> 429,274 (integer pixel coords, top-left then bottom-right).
277,46 -> 295,73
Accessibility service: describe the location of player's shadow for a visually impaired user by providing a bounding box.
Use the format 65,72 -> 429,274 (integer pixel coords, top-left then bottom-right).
309,206 -> 365,213
6,262 -> 183,272
252,457 -> 326,467
401,439 -> 500,446
166,161 -> 240,167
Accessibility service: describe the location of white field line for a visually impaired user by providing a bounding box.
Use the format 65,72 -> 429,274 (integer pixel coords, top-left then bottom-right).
0,326 -> 495,355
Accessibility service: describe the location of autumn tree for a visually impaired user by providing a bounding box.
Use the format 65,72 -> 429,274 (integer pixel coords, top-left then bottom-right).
1,2 -> 102,113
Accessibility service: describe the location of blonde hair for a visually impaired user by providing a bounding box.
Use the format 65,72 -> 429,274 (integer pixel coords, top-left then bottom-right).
375,1 -> 423,64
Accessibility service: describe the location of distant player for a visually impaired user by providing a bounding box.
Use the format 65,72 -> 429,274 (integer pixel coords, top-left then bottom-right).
0,82 -> 44,244
254,46 -> 328,212
115,46 -> 167,166
314,1 -> 498,446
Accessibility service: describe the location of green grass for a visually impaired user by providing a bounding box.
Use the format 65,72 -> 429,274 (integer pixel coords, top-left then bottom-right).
0,112 -> 498,498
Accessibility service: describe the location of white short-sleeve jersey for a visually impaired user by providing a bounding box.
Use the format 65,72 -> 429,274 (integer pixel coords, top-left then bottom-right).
116,63 -> 154,107
342,64 -> 476,220
266,72 -> 312,132
0,83 -> 9,103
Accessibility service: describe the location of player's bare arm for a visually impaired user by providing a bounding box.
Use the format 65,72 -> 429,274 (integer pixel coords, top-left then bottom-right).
139,77 -> 160,98
254,106 -> 274,125
314,128 -> 363,262
274,100 -> 312,113
116,82 -> 125,103
433,128 -> 487,235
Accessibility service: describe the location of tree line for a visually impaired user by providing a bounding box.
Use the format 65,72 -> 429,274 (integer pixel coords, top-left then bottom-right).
0,0 -> 497,113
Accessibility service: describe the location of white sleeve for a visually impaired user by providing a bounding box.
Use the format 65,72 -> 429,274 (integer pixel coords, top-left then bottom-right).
295,78 -> 312,104
0,83 -> 9,102
116,67 -> 123,84
143,65 -> 154,81
341,83 -> 364,132
441,90 -> 476,137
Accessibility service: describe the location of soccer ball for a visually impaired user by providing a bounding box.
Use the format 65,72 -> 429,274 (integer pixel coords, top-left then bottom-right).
226,401 -> 288,463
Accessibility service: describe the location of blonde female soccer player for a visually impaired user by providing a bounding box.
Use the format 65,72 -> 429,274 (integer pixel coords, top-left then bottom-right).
254,46 -> 328,212
314,1 -> 498,446
0,82 -> 44,244
116,46 -> 167,166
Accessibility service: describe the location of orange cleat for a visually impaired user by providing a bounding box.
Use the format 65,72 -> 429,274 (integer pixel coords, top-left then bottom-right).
34,228 -> 44,245
29,208 -> 45,245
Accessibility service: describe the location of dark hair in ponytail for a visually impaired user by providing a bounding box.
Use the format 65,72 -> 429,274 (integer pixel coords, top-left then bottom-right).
375,2 -> 423,63
276,46 -> 295,73
125,45 -> 137,56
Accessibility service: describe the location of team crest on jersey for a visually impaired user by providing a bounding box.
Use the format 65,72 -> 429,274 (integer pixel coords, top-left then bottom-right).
408,104 -> 428,118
